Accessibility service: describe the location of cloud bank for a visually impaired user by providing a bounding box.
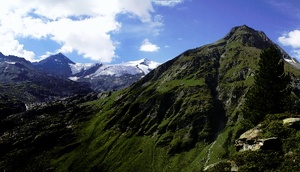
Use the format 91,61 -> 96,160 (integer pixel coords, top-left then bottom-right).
278,30 -> 300,48
278,30 -> 300,59
0,0 -> 184,63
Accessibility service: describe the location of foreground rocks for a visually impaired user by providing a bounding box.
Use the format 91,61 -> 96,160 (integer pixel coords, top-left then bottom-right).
235,136 -> 280,152
235,117 -> 300,152
235,126 -> 281,152
283,117 -> 300,128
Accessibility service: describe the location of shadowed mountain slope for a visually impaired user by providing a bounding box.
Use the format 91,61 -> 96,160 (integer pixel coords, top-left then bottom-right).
33,53 -> 76,77
0,53 -> 93,116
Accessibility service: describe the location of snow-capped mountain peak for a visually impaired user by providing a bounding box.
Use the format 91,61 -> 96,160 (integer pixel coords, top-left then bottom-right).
124,58 -> 160,69
30,53 -> 161,91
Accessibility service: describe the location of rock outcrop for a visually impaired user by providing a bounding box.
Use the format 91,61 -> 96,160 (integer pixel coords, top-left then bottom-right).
283,117 -> 300,128
235,127 -> 281,152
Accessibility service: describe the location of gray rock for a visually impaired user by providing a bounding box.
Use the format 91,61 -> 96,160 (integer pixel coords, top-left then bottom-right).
235,137 -> 280,152
235,127 -> 281,152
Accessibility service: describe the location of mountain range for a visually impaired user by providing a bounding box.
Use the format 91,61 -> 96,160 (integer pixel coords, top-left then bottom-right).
1,25 -> 300,171
0,52 -> 160,114
0,53 -> 92,111
33,53 -> 160,91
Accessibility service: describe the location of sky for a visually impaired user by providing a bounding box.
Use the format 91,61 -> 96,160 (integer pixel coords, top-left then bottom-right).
0,0 -> 300,64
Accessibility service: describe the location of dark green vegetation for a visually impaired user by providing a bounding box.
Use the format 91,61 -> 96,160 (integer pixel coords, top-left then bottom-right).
243,46 -> 291,124
231,113 -> 300,172
0,93 -> 99,171
2,25 -> 300,171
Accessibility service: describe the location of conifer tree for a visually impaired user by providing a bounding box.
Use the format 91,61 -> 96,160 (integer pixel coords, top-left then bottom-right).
243,46 -> 291,123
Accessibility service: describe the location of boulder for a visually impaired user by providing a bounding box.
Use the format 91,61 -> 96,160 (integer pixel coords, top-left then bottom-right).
235,127 -> 281,152
239,127 -> 261,140
283,118 -> 300,128
235,137 -> 280,152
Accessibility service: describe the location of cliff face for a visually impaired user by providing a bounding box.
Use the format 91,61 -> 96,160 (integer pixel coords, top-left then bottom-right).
2,25 -> 300,171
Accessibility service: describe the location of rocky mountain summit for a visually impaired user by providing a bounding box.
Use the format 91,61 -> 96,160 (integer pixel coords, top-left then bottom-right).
33,53 -> 76,77
1,25 -> 300,171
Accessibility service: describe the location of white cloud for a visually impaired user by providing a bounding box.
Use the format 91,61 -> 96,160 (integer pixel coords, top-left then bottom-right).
278,30 -> 300,48
278,30 -> 300,60
0,0 -> 182,62
0,34 -> 36,61
140,39 -> 160,52
153,0 -> 184,7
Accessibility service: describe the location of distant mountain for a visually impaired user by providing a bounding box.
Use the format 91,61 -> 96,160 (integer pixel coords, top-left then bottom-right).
33,53 -> 76,77
0,53 -> 92,112
34,54 -> 161,92
70,63 -> 102,78
0,51 -> 160,107
73,58 -> 160,78
0,52 -> 35,70
69,58 -> 161,91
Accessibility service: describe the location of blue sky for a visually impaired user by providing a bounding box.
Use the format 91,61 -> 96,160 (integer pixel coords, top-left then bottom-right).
0,0 -> 300,64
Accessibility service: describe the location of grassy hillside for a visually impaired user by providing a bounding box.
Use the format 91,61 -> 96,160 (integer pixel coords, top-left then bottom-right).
49,26 -> 300,171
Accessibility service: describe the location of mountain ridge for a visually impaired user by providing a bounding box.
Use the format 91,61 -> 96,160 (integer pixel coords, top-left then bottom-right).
61,25 -> 300,170
33,53 -> 161,91
33,53 -> 75,77
0,53 -> 93,116
1,52 -> 161,95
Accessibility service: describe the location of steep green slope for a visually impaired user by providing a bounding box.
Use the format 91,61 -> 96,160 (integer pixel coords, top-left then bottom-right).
2,25 -> 300,171
47,25 -> 300,171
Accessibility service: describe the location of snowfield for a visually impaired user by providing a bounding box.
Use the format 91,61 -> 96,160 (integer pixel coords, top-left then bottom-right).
68,58 -> 160,79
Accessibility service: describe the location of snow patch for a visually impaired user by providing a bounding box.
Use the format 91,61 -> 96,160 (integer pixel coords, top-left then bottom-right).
92,65 -> 141,77
284,58 -> 296,64
69,63 -> 95,74
284,58 -> 300,70
68,76 -> 80,81
87,58 -> 160,78
66,58 -> 160,79
284,58 -> 300,67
